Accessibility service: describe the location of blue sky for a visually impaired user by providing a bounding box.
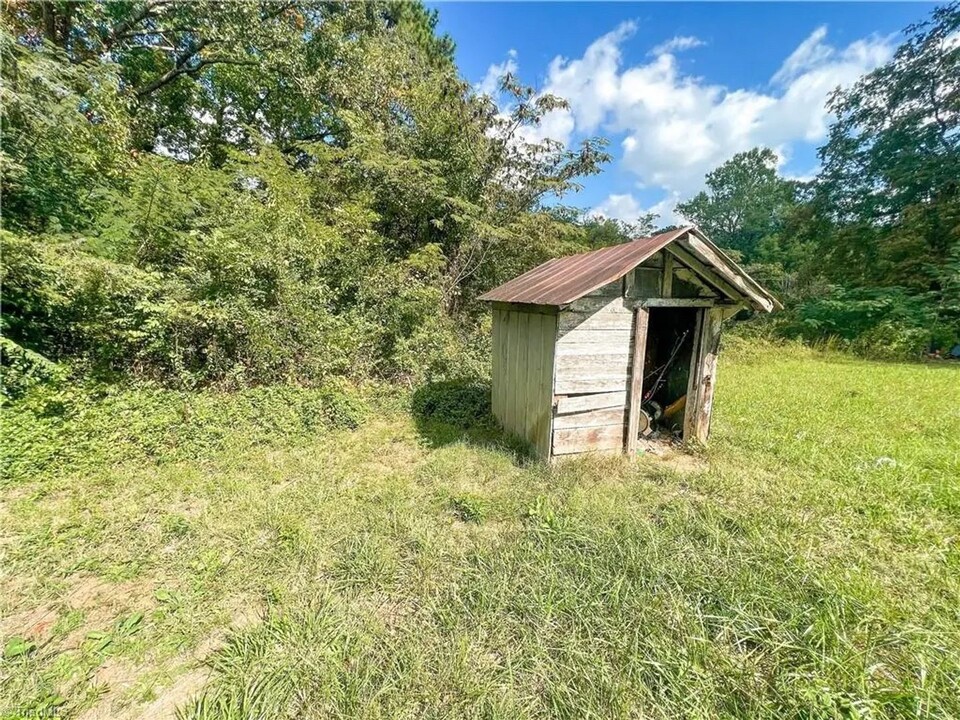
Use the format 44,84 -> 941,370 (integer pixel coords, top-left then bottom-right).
429,2 -> 933,225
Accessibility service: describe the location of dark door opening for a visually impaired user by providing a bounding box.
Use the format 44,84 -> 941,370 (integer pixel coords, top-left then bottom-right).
638,308 -> 700,436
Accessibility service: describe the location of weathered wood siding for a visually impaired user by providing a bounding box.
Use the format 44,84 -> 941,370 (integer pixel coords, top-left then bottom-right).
684,306 -> 723,443
490,243 -> 736,459
552,280 -> 634,456
491,305 -> 557,458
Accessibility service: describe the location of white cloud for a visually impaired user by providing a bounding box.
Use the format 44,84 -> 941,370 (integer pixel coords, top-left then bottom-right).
772,26 -> 833,84
589,192 -> 681,227
531,23 -> 895,201
651,35 -> 705,56
545,21 -> 636,133
589,193 -> 645,222
783,169 -> 818,184
516,107 -> 576,147
476,49 -> 518,97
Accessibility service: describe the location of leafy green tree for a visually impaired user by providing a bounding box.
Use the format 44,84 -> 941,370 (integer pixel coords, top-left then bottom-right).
816,2 -> 959,287
0,24 -> 130,232
810,1 -> 959,350
675,148 -> 798,264
1,1 -> 611,385
579,215 -> 658,249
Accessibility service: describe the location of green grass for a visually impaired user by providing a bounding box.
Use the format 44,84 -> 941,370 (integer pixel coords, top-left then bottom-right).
1,341 -> 958,719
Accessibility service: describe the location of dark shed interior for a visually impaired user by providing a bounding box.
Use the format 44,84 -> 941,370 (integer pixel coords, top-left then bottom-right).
641,308 -> 698,434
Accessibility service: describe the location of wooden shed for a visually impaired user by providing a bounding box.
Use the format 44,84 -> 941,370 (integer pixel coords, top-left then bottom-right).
478,225 -> 781,460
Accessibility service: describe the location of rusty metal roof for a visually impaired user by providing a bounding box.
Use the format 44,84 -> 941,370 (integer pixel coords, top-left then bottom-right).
478,227 -> 689,306
478,225 -> 781,311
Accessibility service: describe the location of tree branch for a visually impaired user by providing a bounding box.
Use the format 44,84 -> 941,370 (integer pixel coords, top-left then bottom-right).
105,0 -> 173,49
134,37 -> 211,98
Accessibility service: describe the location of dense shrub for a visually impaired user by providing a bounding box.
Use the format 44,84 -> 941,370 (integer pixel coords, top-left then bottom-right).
0,8 -> 606,392
411,379 -> 493,429
0,337 -> 66,400
2,381 -> 368,485
757,286 -> 954,359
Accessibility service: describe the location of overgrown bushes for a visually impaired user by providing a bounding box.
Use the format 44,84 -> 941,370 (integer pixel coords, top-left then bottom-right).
411,378 -> 493,429
2,380 -> 368,485
0,5 -> 606,389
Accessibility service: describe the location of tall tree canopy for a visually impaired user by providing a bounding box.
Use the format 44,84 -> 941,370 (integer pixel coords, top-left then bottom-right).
809,1 -> 959,350
816,2 -> 959,290
1,0 -> 610,387
669,4 -> 959,355
675,148 -> 798,264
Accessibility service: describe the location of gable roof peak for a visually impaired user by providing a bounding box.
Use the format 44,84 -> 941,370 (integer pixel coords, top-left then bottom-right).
478,224 -> 781,312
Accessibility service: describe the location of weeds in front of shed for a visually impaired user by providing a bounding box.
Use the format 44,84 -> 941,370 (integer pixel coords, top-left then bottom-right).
2,343 -> 959,719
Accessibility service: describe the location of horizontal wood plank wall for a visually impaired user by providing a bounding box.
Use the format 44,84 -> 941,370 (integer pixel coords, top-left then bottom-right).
553,280 -> 634,456
553,426 -> 624,455
491,306 -> 557,459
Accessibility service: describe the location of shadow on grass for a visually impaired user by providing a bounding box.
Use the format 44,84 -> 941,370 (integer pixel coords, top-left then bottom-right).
411,379 -> 535,464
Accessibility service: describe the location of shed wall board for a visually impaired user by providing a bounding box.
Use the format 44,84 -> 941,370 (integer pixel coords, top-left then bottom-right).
552,287 -> 635,455
491,306 -> 557,459
553,407 -> 627,430
555,391 -> 626,415
553,426 -> 625,455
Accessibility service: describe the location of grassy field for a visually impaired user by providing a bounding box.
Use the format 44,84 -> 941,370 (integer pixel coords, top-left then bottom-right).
1,341 -> 959,719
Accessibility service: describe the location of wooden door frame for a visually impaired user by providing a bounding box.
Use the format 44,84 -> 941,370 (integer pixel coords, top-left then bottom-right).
682,308 -> 705,442
624,306 -> 649,455
683,306 -> 723,443
627,304 -> 724,452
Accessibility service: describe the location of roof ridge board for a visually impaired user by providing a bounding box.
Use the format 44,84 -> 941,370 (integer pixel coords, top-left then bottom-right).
683,227 -> 782,310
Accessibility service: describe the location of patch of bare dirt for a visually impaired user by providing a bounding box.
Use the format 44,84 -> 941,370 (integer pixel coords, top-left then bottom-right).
137,667 -> 212,720
192,595 -> 264,659
0,574 -> 156,654
60,575 -> 157,648
0,603 -> 59,644
73,594 -> 262,720
636,437 -> 708,474
77,663 -> 211,720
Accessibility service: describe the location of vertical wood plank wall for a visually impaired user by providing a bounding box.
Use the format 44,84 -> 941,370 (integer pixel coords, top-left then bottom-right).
552,280 -> 634,456
491,305 -> 557,459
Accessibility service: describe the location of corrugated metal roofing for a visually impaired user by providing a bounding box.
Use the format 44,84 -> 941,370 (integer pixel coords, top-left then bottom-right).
477,227 -> 689,306
477,225 -> 781,311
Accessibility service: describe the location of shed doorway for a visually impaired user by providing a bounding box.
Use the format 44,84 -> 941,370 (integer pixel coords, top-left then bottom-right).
634,307 -> 700,439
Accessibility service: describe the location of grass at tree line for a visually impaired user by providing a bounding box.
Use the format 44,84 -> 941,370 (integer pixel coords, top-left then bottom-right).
1,340 -> 958,719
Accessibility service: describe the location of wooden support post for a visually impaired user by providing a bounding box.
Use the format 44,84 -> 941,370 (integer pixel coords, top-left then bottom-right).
625,306 -> 649,455
694,307 -> 724,442
684,307 -> 724,443
683,309 -> 704,442
661,253 -> 674,298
